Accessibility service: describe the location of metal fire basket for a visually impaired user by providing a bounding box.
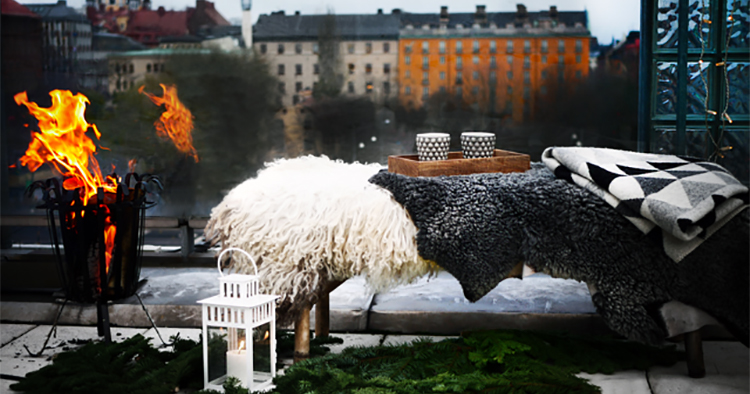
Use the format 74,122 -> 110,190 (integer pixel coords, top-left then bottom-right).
27,173 -> 161,341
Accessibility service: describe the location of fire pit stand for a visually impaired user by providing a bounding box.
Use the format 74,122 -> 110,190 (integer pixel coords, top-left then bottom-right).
28,173 -> 161,344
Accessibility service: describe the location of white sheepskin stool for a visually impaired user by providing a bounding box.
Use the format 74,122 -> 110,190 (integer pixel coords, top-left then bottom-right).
205,156 -> 434,332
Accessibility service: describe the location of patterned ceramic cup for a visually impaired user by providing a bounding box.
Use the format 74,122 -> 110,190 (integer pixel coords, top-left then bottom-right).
461,132 -> 496,159
416,133 -> 450,161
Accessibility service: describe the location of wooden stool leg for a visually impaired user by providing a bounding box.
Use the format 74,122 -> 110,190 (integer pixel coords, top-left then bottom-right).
315,280 -> 345,338
315,291 -> 331,338
684,329 -> 706,378
294,304 -> 311,364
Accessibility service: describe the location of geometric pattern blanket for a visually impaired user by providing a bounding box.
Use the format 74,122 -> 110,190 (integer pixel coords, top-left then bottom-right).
542,147 -> 749,262
369,165 -> 749,346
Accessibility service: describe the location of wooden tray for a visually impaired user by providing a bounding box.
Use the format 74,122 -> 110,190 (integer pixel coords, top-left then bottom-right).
388,149 -> 530,177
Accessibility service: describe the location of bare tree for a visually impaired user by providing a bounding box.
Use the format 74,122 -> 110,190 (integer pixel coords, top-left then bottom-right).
314,11 -> 344,99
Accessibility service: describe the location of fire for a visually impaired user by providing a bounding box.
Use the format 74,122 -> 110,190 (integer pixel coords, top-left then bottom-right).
139,84 -> 199,162
238,340 -> 246,351
14,90 -> 117,272
263,331 -> 269,341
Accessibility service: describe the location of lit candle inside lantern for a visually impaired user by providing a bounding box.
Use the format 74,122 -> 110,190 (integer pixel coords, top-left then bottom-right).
226,340 -> 248,387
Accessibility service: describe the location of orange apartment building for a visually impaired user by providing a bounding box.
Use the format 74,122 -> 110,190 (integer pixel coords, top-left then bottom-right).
397,5 -> 590,123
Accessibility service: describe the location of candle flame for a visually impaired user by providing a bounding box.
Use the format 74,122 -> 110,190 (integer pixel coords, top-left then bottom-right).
238,340 -> 245,351
263,331 -> 269,341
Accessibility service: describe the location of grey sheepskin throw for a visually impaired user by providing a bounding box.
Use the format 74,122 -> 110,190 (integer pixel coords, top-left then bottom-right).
542,147 -> 749,262
369,165 -> 749,346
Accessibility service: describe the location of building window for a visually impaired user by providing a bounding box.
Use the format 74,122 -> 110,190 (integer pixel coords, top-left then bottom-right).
541,40 -> 548,53
293,95 -> 299,104
366,63 -> 372,74
129,64 -> 133,73
456,71 -> 463,84
404,43 -> 412,54
383,63 -> 391,74
295,82 -> 302,92
348,43 -> 355,54
490,40 -> 496,53
405,86 -> 411,95
523,86 -> 530,99
146,63 -> 152,72
278,44 -> 284,54
523,56 -> 530,69
439,41 -> 446,54
295,64 -> 302,75
456,86 -> 463,98
366,42 -> 372,54
506,40 -> 514,53
278,64 -> 285,75
575,39 -> 583,53
422,71 -> 428,85
383,42 -> 390,53
473,71 -> 479,80
440,86 -> 446,93
456,57 -> 463,69
472,86 -> 479,95
576,55 -> 582,63
541,70 -> 548,80
405,70 -> 411,78
558,56 -> 565,65
366,82 -> 373,93
473,56 -> 479,65
278,82 -> 285,94
314,63 -> 319,74
456,41 -> 463,54
541,85 -> 548,95
524,70 -> 530,84
405,56 -> 411,65
313,43 -> 319,54
422,41 -> 429,54
473,40 -> 480,53
295,43 -> 302,54
348,63 -> 355,74
383,81 -> 390,95
576,70 -> 583,79
490,57 -> 497,68
507,71 -> 513,80
348,81 -> 354,93
507,86 -> 513,95
490,71 -> 496,81
542,55 -> 547,64
440,71 -> 446,80
507,56 -> 513,65
558,40 -> 565,53
440,56 -> 446,64
422,87 -> 429,99
524,40 -> 531,53
422,56 -> 428,69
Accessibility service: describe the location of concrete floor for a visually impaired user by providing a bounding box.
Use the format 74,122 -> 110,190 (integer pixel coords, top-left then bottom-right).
1,268 -> 748,393
1,324 -> 747,394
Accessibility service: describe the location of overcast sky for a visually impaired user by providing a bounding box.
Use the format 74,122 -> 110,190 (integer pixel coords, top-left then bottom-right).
23,0 -> 641,43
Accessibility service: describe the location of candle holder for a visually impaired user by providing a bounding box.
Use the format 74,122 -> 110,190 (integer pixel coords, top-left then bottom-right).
198,248 -> 279,392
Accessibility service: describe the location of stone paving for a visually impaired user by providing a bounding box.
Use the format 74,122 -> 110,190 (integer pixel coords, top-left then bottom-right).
0,323 -> 747,394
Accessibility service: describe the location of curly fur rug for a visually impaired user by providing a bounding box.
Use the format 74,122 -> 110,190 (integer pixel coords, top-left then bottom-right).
369,164 -> 749,346
204,156 -> 435,324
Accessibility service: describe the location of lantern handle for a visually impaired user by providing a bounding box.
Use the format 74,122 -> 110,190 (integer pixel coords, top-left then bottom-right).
217,247 -> 258,277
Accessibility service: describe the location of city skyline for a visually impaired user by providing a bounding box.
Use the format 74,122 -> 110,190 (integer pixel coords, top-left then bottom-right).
17,0 -> 641,44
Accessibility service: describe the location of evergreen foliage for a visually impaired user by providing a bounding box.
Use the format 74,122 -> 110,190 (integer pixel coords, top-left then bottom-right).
10,330 -> 683,394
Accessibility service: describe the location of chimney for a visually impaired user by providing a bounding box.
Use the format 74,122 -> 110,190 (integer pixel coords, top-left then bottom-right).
377,8 -> 383,14
294,10 -> 300,15
516,4 -> 527,18
391,8 -> 401,14
474,5 -> 487,25
157,6 -> 165,16
549,5 -> 558,18
241,0 -> 253,49
440,6 -> 448,23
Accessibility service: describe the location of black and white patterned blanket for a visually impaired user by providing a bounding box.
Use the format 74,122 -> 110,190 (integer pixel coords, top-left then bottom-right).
542,147 -> 749,262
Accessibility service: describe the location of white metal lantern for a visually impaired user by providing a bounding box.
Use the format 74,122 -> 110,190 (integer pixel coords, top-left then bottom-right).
198,248 -> 279,392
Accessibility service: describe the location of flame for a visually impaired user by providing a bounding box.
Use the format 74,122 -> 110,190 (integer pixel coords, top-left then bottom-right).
14,90 -> 117,273
263,331 -> 269,341
139,84 -> 198,162
238,340 -> 245,351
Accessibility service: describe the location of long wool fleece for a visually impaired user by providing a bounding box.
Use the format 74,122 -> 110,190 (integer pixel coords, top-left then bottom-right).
369,165 -> 749,346
204,156 -> 435,325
